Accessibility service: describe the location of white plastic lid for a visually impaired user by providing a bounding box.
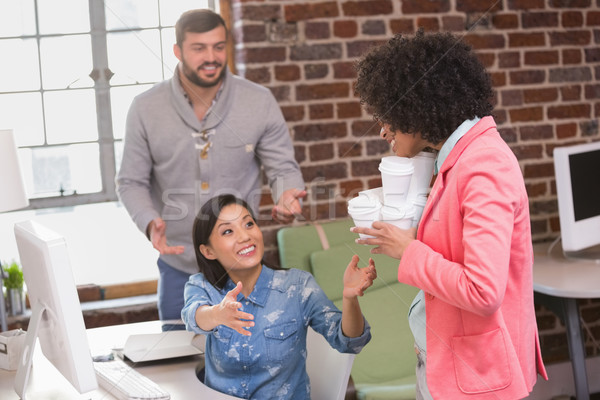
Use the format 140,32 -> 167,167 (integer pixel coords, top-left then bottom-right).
348,195 -> 382,212
381,204 -> 415,219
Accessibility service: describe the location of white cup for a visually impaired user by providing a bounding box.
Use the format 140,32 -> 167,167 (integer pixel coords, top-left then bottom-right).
379,156 -> 414,207
348,195 -> 382,238
407,151 -> 435,202
358,187 -> 383,204
381,204 -> 415,230
411,194 -> 428,227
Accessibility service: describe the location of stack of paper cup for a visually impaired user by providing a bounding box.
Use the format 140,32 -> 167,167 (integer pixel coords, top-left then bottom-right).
381,204 -> 415,230
347,195 -> 382,238
410,193 -> 428,227
378,156 -> 414,207
407,151 -> 435,202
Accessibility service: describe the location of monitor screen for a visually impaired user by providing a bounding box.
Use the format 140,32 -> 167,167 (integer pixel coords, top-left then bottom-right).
553,141 -> 600,256
13,220 -> 97,397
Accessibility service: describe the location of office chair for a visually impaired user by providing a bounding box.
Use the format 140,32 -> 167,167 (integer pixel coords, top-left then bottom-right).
195,326 -> 355,400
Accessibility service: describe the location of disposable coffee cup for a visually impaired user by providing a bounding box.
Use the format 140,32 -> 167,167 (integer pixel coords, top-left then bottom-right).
358,187 -> 383,204
379,156 -> 414,207
407,151 -> 435,202
411,194 -> 428,227
348,195 -> 382,239
381,204 -> 415,230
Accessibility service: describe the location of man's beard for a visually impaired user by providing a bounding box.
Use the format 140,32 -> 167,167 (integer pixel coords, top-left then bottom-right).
181,59 -> 226,88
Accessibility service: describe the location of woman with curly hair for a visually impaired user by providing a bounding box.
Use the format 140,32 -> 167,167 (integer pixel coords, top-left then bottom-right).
352,30 -> 547,399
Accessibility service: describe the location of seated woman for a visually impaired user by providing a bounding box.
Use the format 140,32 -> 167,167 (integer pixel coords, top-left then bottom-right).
181,194 -> 376,400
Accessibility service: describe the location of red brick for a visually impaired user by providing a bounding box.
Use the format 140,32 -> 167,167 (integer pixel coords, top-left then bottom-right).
268,85 -> 291,102
347,39 -> 388,58
476,52 -> 495,68
240,5 -> 281,21
351,120 -> 381,137
309,103 -> 334,120
499,51 -> 521,68
390,18 -> 415,33
442,16 -> 465,31
509,32 -> 546,47
366,139 -> 391,155
330,62 -> 354,79
463,33 -> 505,49
587,11 -> 600,26
492,13 -> 519,29
457,0 -> 503,12
338,141 -> 363,158
339,180 -> 364,197
301,162 -> 347,181
562,11 -> 584,27
547,103 -> 591,119
561,85 -> 582,101
549,0 -> 592,7
351,159 -> 380,176
509,144 -> 543,160
509,106 -> 544,122
294,122 -> 347,141
337,102 -> 362,119
342,0 -> 393,16
309,143 -> 334,161
509,70 -> 546,85
501,89 -> 524,106
305,64 -> 329,80
523,88 -> 559,103
550,30 -> 592,46
242,47 -> 286,64
508,0 -> 545,9
334,20 -> 358,38
523,162 -> 555,179
281,105 -> 305,122
563,49 -> 583,64
362,20 -> 386,35
491,71 -> 507,87
417,17 -> 440,31
290,43 -> 342,61
274,65 -> 300,81
401,0 -> 451,14
305,22 -> 331,40
526,181 -> 548,197
499,127 -> 518,142
240,24 -> 267,42
522,12 -> 559,28
520,124 -> 554,140
296,83 -> 349,101
294,144 -> 307,164
524,50 -> 559,66
284,2 -> 339,22
245,67 -> 271,84
549,67 -> 592,83
585,48 -> 600,62
556,122 -> 578,138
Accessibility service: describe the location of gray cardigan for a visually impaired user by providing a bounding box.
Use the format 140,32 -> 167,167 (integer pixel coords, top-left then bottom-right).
116,69 -> 304,274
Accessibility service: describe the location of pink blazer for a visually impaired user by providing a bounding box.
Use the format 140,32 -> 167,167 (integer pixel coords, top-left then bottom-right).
399,117 -> 547,399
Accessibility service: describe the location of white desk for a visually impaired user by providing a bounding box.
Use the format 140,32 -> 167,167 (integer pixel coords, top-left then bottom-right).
533,242 -> 600,400
0,321 -> 239,399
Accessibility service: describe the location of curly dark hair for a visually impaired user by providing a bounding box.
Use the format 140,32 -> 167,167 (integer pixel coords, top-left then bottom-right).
354,29 -> 494,145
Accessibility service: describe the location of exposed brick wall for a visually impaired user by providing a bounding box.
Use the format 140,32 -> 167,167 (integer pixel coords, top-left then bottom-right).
228,0 -> 600,363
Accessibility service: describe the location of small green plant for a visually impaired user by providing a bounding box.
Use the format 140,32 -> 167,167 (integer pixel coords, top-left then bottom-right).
2,261 -> 24,290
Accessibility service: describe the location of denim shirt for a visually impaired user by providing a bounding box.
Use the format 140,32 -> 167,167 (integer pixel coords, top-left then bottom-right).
182,265 -> 371,400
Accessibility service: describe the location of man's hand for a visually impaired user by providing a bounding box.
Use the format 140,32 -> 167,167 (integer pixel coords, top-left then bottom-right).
147,217 -> 185,255
271,188 -> 307,224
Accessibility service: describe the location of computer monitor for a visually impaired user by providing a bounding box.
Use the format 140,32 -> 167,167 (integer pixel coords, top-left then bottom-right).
13,220 -> 98,397
553,141 -> 600,260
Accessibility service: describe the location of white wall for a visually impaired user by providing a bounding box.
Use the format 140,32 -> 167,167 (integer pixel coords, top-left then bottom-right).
0,202 -> 158,286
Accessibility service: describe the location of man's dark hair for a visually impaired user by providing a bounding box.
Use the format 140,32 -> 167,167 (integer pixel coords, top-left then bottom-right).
354,29 -> 494,145
175,9 -> 227,47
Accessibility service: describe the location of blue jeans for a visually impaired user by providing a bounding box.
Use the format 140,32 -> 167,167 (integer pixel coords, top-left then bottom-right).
157,258 -> 191,331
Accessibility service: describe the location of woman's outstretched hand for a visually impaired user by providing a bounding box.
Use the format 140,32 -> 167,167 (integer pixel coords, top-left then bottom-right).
216,281 -> 255,336
343,255 -> 377,299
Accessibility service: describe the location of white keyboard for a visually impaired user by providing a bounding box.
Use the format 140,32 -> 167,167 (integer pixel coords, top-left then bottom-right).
93,357 -> 170,400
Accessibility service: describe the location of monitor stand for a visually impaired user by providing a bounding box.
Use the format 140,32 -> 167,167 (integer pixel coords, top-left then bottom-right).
562,243 -> 600,263
14,302 -> 46,399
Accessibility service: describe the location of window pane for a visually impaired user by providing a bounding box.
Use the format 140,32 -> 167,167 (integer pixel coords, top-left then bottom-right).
161,27 -> 178,78
107,30 -> 163,85
0,38 -> 39,91
159,0 -> 217,26
105,0 -> 159,30
44,90 -> 98,144
114,140 -> 124,172
110,84 -> 153,140
37,0 -> 89,34
0,1 -> 36,37
40,35 -> 94,89
19,143 -> 102,198
0,93 -> 44,146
